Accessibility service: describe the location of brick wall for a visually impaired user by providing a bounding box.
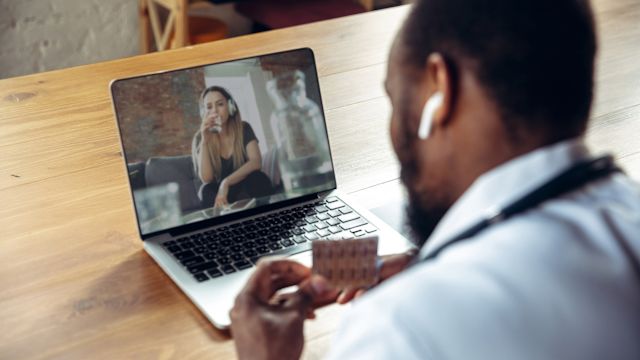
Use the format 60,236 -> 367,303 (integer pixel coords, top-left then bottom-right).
112,68 -> 205,164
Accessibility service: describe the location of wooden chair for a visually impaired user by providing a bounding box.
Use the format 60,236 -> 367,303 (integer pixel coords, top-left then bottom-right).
139,0 -> 228,53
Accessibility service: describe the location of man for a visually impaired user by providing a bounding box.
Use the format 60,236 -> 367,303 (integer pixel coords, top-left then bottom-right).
230,0 -> 640,358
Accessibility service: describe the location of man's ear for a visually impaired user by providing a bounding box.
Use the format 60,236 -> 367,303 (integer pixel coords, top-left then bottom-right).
421,53 -> 453,133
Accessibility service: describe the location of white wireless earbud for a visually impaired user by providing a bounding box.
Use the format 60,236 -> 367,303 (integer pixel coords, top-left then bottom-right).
418,92 -> 443,140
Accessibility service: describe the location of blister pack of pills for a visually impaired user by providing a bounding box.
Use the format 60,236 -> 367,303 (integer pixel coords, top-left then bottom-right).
311,236 -> 378,288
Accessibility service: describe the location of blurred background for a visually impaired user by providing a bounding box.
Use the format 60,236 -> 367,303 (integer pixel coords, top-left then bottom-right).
0,0 -> 410,80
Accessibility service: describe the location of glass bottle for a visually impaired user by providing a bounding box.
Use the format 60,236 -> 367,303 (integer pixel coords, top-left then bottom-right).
267,70 -> 334,195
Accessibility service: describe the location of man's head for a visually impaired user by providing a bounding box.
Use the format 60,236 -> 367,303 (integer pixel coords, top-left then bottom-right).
386,0 -> 597,245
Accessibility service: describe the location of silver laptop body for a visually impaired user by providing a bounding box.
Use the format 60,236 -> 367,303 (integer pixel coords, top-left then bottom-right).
110,48 -> 413,329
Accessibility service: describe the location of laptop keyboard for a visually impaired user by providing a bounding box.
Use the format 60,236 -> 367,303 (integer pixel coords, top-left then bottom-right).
161,197 -> 377,282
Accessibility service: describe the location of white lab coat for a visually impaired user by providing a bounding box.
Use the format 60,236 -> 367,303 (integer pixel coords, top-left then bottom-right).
327,139 -> 640,359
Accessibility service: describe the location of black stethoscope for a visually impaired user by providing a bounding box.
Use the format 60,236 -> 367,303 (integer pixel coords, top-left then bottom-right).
414,155 -> 640,280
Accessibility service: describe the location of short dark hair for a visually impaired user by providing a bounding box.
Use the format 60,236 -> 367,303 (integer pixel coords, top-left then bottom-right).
401,0 -> 597,141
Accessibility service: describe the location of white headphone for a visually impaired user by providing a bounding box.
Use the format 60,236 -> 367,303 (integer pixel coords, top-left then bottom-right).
227,98 -> 237,117
418,92 -> 443,140
199,89 -> 237,119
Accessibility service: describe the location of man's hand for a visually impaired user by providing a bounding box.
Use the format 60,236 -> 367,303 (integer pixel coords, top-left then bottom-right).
336,249 -> 417,304
230,258 -> 338,360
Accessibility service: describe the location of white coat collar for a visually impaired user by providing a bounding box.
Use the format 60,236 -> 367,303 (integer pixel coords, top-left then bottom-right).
419,138 -> 592,260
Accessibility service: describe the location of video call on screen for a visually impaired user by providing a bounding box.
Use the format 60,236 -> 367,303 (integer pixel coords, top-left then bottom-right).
112,49 -> 336,235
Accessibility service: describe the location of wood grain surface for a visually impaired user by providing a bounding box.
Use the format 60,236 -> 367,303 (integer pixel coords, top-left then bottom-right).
1,1 -> 639,359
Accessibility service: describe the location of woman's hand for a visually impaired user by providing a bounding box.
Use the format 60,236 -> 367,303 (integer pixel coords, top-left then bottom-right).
335,248 -> 418,304
200,114 -> 220,136
214,180 -> 229,208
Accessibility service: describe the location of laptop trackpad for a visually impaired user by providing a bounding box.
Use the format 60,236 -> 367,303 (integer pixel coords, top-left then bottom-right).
288,250 -> 312,267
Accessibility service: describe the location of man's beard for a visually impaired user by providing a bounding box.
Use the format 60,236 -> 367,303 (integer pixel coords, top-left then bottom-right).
401,162 -> 449,249
396,115 -> 450,249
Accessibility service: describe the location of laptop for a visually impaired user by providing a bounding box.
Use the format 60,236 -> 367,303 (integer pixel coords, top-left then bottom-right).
110,48 -> 413,329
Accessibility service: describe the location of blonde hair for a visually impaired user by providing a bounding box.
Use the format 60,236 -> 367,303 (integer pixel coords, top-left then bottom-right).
192,87 -> 246,181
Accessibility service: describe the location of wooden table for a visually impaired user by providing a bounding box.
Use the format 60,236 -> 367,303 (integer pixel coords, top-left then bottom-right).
1,1 -> 639,358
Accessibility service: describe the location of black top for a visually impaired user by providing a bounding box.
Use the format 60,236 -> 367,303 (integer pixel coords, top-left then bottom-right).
219,121 -> 257,181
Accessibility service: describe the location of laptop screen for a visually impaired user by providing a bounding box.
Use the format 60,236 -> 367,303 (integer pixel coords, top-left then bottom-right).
111,48 -> 337,236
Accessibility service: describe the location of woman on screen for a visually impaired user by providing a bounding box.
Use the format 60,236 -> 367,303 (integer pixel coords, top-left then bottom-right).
192,86 -> 272,208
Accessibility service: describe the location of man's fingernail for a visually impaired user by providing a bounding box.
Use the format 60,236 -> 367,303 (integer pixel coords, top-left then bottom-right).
311,276 -> 328,295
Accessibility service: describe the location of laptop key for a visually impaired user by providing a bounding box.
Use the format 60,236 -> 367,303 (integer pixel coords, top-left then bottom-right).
315,205 -> 329,213
181,241 -> 196,249
317,229 -> 331,238
192,239 -> 204,246
234,260 -> 252,270
293,235 -> 307,244
188,261 -> 219,274
163,240 -> 177,247
338,212 -> 359,223
326,201 -> 345,210
340,218 -> 367,230
305,232 -> 319,241
325,197 -> 339,203
339,207 -> 353,214
315,221 -> 328,230
316,213 -> 330,221
167,245 -> 182,253
326,218 -> 340,226
206,243 -> 220,251
194,273 -> 209,282
328,226 -> 342,234
364,224 -> 377,233
339,231 -> 355,240
281,239 -> 295,247
193,246 -> 206,254
222,265 -> 236,274
203,252 -> 217,260
230,253 -> 244,261
207,268 -> 223,278
327,210 -> 341,218
181,256 -> 205,267
256,246 -> 270,255
174,250 -> 196,260
269,242 -> 283,250
351,225 -> 369,233
243,249 -> 258,258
